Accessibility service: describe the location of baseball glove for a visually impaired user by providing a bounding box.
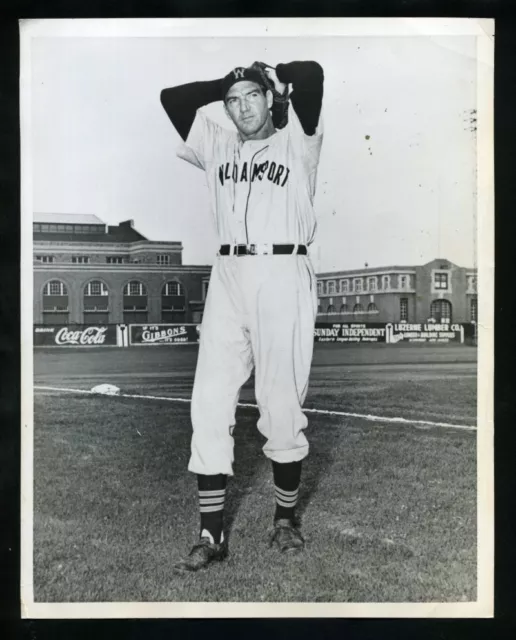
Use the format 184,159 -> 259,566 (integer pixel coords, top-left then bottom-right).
250,61 -> 290,129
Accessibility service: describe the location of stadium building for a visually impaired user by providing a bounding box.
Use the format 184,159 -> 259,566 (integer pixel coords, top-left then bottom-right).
316,259 -> 478,325
33,212 -> 477,328
33,213 -> 211,325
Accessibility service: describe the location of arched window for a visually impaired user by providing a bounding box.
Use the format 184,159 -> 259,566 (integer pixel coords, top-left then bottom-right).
340,304 -> 349,314
123,280 -> 148,324
42,279 -> 69,325
367,302 -> 378,313
399,275 -> 409,289
430,299 -> 452,323
326,305 -> 336,314
83,280 -> 109,324
327,281 -> 336,295
367,277 -> 377,292
353,303 -> 364,313
381,275 -> 391,290
340,279 -> 349,293
470,296 -> 477,322
162,281 -> 186,323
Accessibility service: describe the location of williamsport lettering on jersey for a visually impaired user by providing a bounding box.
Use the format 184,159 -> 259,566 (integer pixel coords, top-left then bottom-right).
218,160 -> 290,187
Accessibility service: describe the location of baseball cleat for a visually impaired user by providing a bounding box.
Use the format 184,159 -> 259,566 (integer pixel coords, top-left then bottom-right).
269,519 -> 305,553
173,537 -> 228,574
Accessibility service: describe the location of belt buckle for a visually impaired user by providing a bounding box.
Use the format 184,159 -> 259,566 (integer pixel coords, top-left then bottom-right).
262,244 -> 272,256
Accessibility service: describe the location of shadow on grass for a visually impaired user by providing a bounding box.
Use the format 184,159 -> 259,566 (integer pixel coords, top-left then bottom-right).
223,412 -> 268,542
223,410 -> 342,538
295,414 -> 342,525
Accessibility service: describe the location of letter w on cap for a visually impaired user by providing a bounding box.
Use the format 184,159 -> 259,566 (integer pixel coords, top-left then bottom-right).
233,68 -> 246,79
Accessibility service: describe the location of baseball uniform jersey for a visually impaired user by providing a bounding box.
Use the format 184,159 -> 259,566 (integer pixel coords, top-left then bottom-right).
177,89 -> 324,476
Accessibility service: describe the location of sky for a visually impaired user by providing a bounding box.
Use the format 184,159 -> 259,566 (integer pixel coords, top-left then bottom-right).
30,31 -> 479,272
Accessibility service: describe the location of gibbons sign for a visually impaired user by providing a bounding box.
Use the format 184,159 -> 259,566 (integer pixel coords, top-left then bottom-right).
129,324 -> 200,345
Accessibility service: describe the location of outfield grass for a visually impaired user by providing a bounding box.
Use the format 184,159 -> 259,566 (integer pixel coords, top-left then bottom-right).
32,344 -> 477,602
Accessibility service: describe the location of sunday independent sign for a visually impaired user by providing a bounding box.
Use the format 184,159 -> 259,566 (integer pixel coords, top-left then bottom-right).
129,324 -> 201,345
314,323 -> 387,343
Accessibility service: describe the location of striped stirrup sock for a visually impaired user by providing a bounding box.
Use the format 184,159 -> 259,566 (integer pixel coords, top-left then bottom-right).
197,474 -> 227,544
272,461 -> 302,522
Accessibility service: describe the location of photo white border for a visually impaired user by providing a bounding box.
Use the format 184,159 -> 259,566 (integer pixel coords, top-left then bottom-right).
20,17 -> 494,619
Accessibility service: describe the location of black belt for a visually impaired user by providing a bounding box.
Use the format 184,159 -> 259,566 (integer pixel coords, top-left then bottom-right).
219,244 -> 308,256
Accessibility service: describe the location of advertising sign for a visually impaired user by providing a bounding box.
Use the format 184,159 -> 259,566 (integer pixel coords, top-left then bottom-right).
34,325 -> 117,346
385,322 -> 465,343
129,324 -> 200,345
314,323 -> 387,343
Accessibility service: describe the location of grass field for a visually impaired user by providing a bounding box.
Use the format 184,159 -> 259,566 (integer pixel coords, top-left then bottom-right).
32,343 -> 478,603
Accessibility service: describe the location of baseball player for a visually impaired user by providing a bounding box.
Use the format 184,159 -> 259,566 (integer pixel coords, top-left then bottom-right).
160,59 -> 324,572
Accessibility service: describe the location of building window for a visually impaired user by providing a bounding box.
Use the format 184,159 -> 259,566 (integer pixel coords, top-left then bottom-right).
202,280 -> 210,300
35,255 -> 54,263
434,272 -> 449,290
353,303 -> 364,313
467,275 -> 477,293
161,281 -> 186,323
83,280 -> 109,322
157,255 -> 170,266
317,281 -> 324,296
42,280 -> 69,324
430,299 -> 452,323
124,281 -> 147,297
106,256 -> 124,264
353,278 -> 363,293
317,300 -> 322,313
367,277 -> 377,292
340,304 -> 349,314
327,281 -> 336,295
470,297 -> 478,322
399,275 -> 409,289
367,302 -> 378,313
326,305 -> 335,314
123,280 -> 148,323
163,281 -> 184,296
400,298 -> 408,322
382,275 -> 391,290
84,281 -> 109,296
72,256 -> 90,264
43,280 -> 68,296
340,280 -> 349,293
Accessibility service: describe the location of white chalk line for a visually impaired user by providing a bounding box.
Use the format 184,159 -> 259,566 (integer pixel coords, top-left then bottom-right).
34,385 -> 477,432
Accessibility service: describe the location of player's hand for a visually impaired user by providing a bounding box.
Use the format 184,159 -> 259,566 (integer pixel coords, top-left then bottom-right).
264,66 -> 287,95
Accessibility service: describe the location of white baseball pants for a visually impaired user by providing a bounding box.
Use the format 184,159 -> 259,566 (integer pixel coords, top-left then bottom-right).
188,253 -> 318,476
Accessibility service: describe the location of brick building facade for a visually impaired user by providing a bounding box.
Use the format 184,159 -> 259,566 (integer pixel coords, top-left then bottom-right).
34,213 -> 477,328
316,259 -> 477,325
33,213 -> 211,325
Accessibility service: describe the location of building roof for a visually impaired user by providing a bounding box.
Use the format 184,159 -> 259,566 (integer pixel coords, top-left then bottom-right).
318,265 -> 415,277
34,212 -> 106,225
33,225 -> 149,244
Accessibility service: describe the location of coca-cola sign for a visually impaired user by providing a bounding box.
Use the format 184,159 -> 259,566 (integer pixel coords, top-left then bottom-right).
55,326 -> 108,345
34,324 -> 117,347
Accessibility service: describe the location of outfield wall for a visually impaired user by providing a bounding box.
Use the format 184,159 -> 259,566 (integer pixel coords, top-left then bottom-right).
34,322 -> 477,348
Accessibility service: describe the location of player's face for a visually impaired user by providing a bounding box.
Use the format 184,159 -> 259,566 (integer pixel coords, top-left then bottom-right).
224,81 -> 274,139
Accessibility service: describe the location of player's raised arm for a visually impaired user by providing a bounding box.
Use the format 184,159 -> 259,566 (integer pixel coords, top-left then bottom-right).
160,79 -> 223,141
275,61 -> 324,136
